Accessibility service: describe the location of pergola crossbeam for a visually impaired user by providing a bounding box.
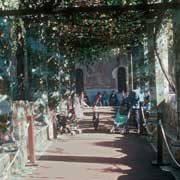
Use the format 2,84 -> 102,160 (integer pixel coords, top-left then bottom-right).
0,2 -> 180,17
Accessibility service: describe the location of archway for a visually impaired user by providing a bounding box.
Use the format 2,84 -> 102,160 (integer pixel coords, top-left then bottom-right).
75,68 -> 84,94
117,67 -> 127,93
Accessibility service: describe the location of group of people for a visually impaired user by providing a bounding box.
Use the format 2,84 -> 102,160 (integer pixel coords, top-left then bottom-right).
93,90 -> 119,107
75,90 -> 120,107
118,89 -> 151,134
92,88 -> 151,133
56,92 -> 86,135
57,88 -> 151,134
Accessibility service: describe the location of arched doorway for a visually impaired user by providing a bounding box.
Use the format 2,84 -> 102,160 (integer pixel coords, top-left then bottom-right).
117,67 -> 127,93
76,69 -> 84,94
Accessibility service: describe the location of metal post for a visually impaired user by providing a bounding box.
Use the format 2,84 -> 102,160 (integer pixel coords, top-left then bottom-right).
139,103 -> 147,135
151,111 -> 169,166
151,111 -> 163,165
157,112 -> 163,164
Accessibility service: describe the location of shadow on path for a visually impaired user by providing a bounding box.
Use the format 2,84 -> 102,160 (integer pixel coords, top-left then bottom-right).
93,134 -> 175,180
39,133 -> 175,180
39,155 -> 123,164
22,117 -> 176,180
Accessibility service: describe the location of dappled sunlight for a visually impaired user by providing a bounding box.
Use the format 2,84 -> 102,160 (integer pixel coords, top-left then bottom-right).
87,164 -> 132,173
79,120 -> 115,133
101,165 -> 131,173
23,131 -> 175,180
22,117 -> 175,180
46,147 -> 64,154
21,175 -> 64,179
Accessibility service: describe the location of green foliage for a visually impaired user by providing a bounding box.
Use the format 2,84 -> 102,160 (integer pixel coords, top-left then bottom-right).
0,0 -> 167,103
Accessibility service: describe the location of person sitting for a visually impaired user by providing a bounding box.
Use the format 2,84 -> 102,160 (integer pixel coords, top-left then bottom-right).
94,92 -> 102,106
143,94 -> 151,120
102,91 -> 109,106
130,90 -> 140,134
109,90 -> 118,106
83,92 -> 90,106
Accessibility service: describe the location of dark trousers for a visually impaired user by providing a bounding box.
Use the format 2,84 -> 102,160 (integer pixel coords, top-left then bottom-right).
93,112 -> 99,130
132,108 -> 140,131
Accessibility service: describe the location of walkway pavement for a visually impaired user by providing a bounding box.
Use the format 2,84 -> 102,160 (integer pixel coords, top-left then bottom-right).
20,118 -> 175,180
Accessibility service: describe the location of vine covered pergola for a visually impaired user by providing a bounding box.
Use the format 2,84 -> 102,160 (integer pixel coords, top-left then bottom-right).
1,1 -> 178,49
0,0 -> 179,100
0,0 -> 180,141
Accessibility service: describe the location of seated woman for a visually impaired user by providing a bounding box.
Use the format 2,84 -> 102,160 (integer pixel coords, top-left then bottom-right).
109,90 -> 118,106
102,91 -> 109,106
80,91 -> 90,107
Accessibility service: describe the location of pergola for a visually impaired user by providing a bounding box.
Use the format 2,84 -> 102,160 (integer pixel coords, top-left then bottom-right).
0,1 -> 179,50
0,0 -> 178,99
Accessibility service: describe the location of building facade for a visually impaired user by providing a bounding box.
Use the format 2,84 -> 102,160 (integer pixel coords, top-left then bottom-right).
75,51 -> 129,104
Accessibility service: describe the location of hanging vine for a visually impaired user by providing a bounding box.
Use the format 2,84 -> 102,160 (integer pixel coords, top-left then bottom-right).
153,10 -> 176,93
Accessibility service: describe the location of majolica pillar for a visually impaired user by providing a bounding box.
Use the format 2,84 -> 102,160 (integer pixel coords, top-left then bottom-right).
146,23 -> 157,107
175,65 -> 180,139
173,9 -> 180,139
174,24 -> 180,139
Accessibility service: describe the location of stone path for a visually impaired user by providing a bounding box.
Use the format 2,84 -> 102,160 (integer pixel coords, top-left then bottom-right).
19,118 -> 175,180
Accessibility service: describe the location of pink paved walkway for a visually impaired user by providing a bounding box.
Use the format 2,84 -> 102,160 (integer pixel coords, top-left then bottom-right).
21,128 -> 175,180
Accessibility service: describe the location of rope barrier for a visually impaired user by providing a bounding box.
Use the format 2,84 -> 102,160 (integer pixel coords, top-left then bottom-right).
141,107 -> 157,136
2,148 -> 20,175
0,121 -> 30,179
159,120 -> 180,168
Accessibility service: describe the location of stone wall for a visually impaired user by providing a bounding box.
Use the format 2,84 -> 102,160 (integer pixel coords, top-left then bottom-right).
0,101 -> 53,179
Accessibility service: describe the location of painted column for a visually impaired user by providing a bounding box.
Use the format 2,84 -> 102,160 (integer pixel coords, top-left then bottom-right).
130,52 -> 134,91
173,9 -> 180,139
27,104 -> 36,165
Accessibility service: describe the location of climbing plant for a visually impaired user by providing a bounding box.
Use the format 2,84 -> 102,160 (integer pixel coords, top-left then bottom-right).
0,0 -> 177,100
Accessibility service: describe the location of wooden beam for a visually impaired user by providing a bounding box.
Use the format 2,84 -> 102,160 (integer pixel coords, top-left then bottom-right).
0,2 -> 180,17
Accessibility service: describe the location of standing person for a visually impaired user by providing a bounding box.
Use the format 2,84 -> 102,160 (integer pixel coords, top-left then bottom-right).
130,90 -> 141,133
137,88 -> 146,134
80,91 -> 90,107
92,93 -> 102,130
144,91 -> 150,103
74,93 -> 84,121
143,92 -> 151,120
84,92 -> 90,106
139,89 -> 145,106
109,90 -> 118,106
94,92 -> 102,106
102,91 -> 109,106
80,91 -> 85,105
122,91 -> 130,111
